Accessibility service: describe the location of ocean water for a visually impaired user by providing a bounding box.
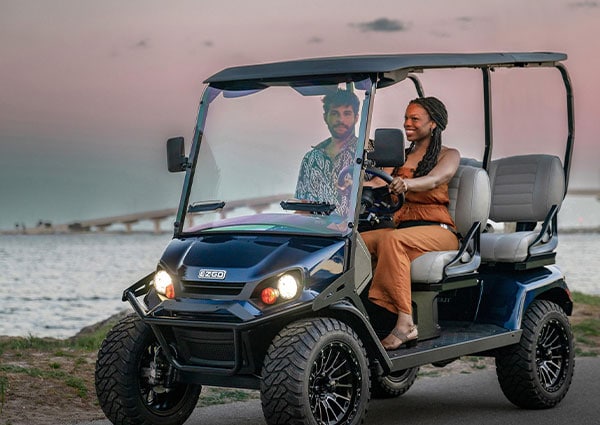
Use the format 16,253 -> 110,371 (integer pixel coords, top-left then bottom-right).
1,231 -> 599,338
0,233 -> 171,338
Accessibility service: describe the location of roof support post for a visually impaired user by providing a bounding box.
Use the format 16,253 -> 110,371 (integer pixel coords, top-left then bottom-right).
556,63 -> 575,191
481,67 -> 493,170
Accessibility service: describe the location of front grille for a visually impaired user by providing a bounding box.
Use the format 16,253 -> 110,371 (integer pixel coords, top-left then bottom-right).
172,327 -> 236,368
182,280 -> 246,296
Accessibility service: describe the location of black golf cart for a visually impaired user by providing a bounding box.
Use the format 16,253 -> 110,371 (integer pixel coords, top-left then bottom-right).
95,52 -> 575,425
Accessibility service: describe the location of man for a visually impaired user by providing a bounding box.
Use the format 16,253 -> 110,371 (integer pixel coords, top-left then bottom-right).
294,89 -> 360,217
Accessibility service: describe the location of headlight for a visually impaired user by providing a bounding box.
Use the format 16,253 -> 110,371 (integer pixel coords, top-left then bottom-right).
153,270 -> 175,299
258,272 -> 301,306
277,274 -> 299,299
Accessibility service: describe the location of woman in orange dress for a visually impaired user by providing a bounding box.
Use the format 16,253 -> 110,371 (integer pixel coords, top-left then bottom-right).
362,96 -> 460,350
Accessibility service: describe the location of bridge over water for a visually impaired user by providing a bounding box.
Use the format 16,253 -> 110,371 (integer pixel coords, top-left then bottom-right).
18,189 -> 599,235
63,194 -> 292,234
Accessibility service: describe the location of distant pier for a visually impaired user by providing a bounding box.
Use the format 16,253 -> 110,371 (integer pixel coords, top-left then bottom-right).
12,194 -> 291,235
568,188 -> 600,200
5,189 -> 600,235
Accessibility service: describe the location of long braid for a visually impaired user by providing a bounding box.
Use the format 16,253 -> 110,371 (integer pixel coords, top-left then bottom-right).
408,97 -> 448,177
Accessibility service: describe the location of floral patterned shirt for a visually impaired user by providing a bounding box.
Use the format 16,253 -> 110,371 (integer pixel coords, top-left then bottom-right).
294,136 -> 357,217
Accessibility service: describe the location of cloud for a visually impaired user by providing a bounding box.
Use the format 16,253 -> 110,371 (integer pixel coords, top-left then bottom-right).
456,16 -> 474,23
569,1 -> 598,7
350,18 -> 409,32
430,30 -> 451,39
133,38 -> 150,49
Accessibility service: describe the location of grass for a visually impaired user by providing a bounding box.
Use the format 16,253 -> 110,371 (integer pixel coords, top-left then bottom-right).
573,319 -> 600,337
572,291 -> 600,307
197,388 -> 258,407
0,375 -> 6,414
0,314 -> 123,414
570,291 -> 600,357
0,316 -> 121,355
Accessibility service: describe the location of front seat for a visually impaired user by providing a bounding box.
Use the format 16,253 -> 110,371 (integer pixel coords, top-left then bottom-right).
410,164 -> 491,284
409,164 -> 491,339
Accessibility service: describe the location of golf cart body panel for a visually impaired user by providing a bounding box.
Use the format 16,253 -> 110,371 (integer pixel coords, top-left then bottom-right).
477,265 -> 572,330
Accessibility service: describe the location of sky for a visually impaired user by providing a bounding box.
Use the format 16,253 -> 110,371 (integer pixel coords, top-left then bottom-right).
1,0 -> 599,230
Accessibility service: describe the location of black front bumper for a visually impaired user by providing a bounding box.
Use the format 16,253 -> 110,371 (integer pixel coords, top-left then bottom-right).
123,274 -> 313,388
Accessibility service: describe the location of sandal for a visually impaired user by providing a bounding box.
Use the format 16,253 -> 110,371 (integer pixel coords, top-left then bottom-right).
381,325 -> 418,350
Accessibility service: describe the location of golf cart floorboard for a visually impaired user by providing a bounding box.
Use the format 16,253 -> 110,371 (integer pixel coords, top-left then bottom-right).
387,322 -> 521,370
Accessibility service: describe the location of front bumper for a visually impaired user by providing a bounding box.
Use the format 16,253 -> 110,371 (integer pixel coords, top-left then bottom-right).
123,273 -> 313,386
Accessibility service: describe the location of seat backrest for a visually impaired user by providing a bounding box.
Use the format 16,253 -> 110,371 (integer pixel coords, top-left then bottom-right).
448,165 -> 491,238
487,154 -> 565,223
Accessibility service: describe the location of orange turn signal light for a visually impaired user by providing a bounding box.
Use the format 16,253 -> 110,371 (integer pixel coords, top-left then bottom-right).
261,287 -> 279,305
165,284 -> 175,299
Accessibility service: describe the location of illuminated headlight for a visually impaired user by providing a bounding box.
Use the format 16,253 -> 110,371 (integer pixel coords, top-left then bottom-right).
277,274 -> 299,300
154,270 -> 174,298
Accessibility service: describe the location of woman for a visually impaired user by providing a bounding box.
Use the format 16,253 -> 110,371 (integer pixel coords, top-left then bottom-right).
362,96 -> 460,350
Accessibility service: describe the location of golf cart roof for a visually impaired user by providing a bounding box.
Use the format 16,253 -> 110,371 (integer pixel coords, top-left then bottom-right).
205,52 -> 567,87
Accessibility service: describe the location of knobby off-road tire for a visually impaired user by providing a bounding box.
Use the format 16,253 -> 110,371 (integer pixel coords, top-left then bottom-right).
495,300 -> 575,409
371,367 -> 419,399
95,314 -> 201,425
261,318 -> 371,425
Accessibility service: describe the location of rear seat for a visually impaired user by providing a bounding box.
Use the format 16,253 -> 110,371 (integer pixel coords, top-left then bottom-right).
480,154 -> 565,269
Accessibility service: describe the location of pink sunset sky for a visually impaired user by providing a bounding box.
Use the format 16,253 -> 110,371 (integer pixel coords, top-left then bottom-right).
1,0 -> 599,229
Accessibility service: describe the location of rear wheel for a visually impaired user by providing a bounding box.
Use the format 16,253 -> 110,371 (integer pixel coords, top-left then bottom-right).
261,318 -> 371,425
95,314 -> 201,425
371,367 -> 419,399
495,300 -> 574,409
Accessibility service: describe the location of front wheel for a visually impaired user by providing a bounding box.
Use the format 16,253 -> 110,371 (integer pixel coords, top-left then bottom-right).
95,314 -> 201,425
261,318 -> 371,425
495,300 -> 575,409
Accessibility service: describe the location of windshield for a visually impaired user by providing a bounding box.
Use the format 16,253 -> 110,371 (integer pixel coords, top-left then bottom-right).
182,80 -> 372,236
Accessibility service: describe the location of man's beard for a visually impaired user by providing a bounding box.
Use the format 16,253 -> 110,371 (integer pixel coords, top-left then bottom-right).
329,124 -> 353,140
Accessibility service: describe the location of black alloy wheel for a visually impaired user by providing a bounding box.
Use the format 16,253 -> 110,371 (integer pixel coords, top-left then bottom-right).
261,318 -> 371,425
95,314 -> 201,425
495,299 -> 574,409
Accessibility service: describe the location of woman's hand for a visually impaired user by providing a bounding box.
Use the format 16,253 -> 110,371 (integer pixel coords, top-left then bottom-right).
389,177 -> 409,195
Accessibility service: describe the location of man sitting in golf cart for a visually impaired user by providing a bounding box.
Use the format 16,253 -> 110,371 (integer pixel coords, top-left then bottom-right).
294,89 -> 360,217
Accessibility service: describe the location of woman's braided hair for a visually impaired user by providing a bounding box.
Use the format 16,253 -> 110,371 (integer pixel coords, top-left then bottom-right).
406,97 -> 448,177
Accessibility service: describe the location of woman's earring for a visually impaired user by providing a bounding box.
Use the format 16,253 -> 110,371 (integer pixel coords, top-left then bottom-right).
430,127 -> 434,136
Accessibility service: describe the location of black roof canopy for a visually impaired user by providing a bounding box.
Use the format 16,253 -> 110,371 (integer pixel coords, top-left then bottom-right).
205,52 -> 567,88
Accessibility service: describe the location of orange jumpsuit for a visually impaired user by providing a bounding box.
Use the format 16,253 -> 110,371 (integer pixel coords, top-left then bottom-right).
362,166 -> 458,315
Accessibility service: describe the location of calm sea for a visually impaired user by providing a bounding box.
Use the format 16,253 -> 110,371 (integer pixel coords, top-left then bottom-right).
1,232 -> 599,338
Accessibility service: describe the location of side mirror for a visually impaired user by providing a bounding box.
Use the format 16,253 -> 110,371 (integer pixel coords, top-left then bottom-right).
166,137 -> 188,172
367,128 -> 405,168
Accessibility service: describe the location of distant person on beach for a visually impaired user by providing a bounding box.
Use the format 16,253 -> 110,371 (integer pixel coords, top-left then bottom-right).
294,89 -> 360,217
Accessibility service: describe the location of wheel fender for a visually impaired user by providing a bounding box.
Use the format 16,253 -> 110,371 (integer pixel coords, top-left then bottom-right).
326,300 -> 392,371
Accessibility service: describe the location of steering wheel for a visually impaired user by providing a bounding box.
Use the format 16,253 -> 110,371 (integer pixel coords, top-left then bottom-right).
362,167 -> 404,214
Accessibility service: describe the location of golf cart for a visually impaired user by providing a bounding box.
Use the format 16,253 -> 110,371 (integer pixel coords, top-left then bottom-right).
95,52 -> 575,425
